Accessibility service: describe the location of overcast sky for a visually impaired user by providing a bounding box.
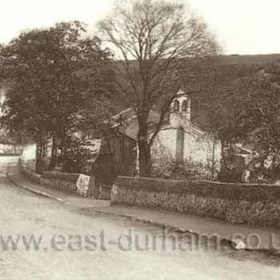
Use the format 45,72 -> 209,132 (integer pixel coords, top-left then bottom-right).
0,0 -> 279,55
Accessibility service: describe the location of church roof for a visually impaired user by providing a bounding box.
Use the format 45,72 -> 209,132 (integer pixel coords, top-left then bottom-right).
115,107 -> 210,141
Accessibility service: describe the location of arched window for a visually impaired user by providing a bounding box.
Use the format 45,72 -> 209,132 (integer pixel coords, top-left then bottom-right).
182,100 -> 188,112
173,100 -> 180,112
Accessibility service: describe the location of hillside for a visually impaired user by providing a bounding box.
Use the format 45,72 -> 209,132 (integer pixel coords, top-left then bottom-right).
191,54 -> 280,133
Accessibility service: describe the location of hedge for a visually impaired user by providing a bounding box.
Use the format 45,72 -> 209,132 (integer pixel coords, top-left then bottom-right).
115,176 -> 280,203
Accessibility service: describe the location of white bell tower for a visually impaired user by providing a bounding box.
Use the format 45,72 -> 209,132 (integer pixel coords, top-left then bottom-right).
169,89 -> 191,127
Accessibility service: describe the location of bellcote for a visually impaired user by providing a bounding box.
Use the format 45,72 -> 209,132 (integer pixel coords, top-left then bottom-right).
170,89 -> 191,122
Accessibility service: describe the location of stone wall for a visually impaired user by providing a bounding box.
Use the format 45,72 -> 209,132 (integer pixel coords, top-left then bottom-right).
19,161 -> 41,184
112,176 -> 280,228
41,172 -> 96,197
19,161 -> 97,198
41,172 -> 79,193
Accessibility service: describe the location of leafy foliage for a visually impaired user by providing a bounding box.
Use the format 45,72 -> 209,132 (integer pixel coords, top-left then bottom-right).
0,21 -> 117,170
152,158 -> 215,181
62,136 -> 94,174
195,61 -> 280,182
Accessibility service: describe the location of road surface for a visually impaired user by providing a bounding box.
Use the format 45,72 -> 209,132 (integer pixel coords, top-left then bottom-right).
0,157 -> 279,279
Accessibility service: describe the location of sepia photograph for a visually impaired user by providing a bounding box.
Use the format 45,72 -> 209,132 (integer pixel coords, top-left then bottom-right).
0,0 -> 280,279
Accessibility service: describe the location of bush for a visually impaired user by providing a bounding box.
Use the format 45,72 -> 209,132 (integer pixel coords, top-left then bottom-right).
218,150 -> 247,183
218,151 -> 280,183
248,154 -> 280,183
152,158 -> 214,181
62,137 -> 94,174
35,157 -> 49,174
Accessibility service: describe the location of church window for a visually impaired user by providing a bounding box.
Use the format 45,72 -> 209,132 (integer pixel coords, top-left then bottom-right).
182,100 -> 188,112
173,100 -> 180,112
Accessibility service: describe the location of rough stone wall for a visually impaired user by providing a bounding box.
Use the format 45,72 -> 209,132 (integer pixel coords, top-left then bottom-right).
41,177 -> 78,193
41,172 -> 93,197
112,176 -> 280,228
19,160 -> 41,184
20,162 -> 96,198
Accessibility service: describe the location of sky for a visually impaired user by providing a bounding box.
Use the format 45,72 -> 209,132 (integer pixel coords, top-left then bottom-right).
0,0 -> 279,55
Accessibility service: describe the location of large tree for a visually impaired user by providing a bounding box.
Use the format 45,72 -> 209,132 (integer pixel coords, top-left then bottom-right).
192,60 -> 280,181
98,0 -> 219,176
236,65 -> 280,158
1,21 -> 115,172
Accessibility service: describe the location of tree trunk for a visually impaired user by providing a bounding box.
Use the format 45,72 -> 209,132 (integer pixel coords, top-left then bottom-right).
35,142 -> 43,174
35,136 -> 47,174
48,134 -> 58,171
137,117 -> 152,177
218,140 -> 228,181
59,128 -> 66,170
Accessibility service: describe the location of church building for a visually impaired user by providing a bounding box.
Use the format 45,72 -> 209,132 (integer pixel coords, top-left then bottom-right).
150,89 -> 221,166
93,89 -> 222,182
